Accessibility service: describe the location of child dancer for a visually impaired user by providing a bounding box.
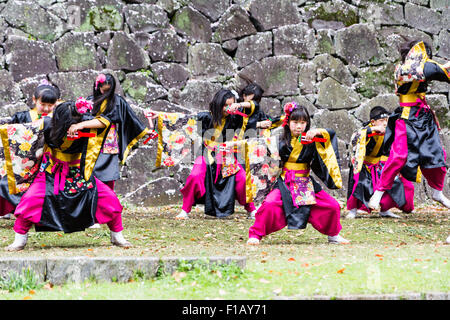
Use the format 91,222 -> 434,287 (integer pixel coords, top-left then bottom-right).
347,106 -> 415,219
247,103 -> 349,245
5,99 -> 131,251
175,88 -> 258,219
238,83 -> 272,134
88,73 -> 149,192
369,39 -> 450,210
0,81 -> 60,220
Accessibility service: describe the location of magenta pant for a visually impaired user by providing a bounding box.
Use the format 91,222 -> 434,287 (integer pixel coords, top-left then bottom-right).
0,197 -> 15,216
248,188 -> 342,240
347,173 -> 415,213
377,119 -> 447,191
13,172 -> 123,235
180,156 -> 256,213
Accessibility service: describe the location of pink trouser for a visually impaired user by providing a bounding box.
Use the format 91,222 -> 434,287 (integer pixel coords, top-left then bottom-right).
180,156 -> 256,213
104,180 -> 115,191
248,188 -> 342,240
13,172 -> 123,235
0,197 -> 15,216
377,119 -> 447,192
347,174 -> 415,213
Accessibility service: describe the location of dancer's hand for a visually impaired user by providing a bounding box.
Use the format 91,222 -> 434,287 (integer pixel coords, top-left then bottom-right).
371,126 -> 386,134
304,129 -> 321,141
67,123 -> 84,138
258,120 -> 272,129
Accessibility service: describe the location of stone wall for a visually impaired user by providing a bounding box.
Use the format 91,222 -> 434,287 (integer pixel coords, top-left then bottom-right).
0,0 -> 448,206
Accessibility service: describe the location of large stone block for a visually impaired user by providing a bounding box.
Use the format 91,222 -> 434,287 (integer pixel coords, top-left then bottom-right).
235,32 -> 272,68
46,257 -> 160,285
172,6 -> 212,43
0,70 -> 22,105
273,23 -> 316,59
353,94 -> 398,122
237,56 -> 300,96
0,102 -> 29,118
151,62 -> 189,90
123,4 -> 169,33
335,24 -> 381,67
0,258 -> 47,283
48,70 -> 100,101
249,0 -> 301,31
107,32 -> 150,71
316,77 -> 361,110
437,30 -> 450,59
312,54 -> 354,87
188,43 -> 237,77
311,109 -> 359,142
69,0 -> 124,32
213,5 -> 257,43
376,26 -> 434,64
355,64 -> 396,99
2,0 -> 67,42
147,30 -> 188,63
298,62 -> 317,95
405,2 -> 443,35
360,1 -> 405,26
303,0 -> 359,29
188,0 -> 231,22
122,72 -> 168,103
53,32 -> 101,72
4,36 -> 58,82
259,97 -> 282,119
172,80 -> 222,111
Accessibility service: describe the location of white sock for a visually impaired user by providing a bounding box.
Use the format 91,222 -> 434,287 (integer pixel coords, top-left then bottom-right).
248,210 -> 257,219
446,235 -> 450,244
176,210 -> 189,219
328,233 -> 350,244
346,208 -> 357,218
368,190 -> 384,209
432,189 -> 450,208
111,231 -> 126,243
7,232 -> 28,249
379,210 -> 401,218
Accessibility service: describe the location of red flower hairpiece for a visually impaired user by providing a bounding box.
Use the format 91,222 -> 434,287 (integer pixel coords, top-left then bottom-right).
95,74 -> 106,90
75,97 -> 93,114
281,102 -> 298,127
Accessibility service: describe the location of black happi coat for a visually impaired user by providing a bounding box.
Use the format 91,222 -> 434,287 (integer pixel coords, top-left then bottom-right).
35,117 -> 110,233
276,129 -> 342,229
89,94 -> 148,182
383,58 -> 450,182
195,107 -> 254,217
348,126 -> 407,210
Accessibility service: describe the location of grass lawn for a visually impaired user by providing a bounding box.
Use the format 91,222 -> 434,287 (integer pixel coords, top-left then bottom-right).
0,201 -> 448,300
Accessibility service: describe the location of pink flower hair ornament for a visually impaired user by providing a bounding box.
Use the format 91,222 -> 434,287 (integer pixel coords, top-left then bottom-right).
75,97 -> 93,114
281,102 -> 298,127
95,73 -> 106,90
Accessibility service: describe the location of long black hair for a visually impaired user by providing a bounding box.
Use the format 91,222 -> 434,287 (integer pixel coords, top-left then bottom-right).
281,105 -> 311,146
92,73 -> 116,115
239,83 -> 264,103
48,101 -> 84,147
209,89 -> 235,127
398,38 -> 432,63
33,84 -> 59,105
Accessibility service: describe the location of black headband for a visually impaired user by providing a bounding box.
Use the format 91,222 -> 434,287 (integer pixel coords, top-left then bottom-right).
371,113 -> 389,121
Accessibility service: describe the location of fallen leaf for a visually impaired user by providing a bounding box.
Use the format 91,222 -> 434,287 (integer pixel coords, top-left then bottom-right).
260,259 -> 267,263
259,278 -> 270,284
172,271 -> 187,283
190,238 -> 196,241
57,233 -> 63,237
288,257 -> 295,262
301,263 -> 309,267
337,268 -> 345,274
29,290 -> 35,295
23,296 -> 32,300
273,288 -> 282,295
375,254 -> 383,257
43,283 -> 53,290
